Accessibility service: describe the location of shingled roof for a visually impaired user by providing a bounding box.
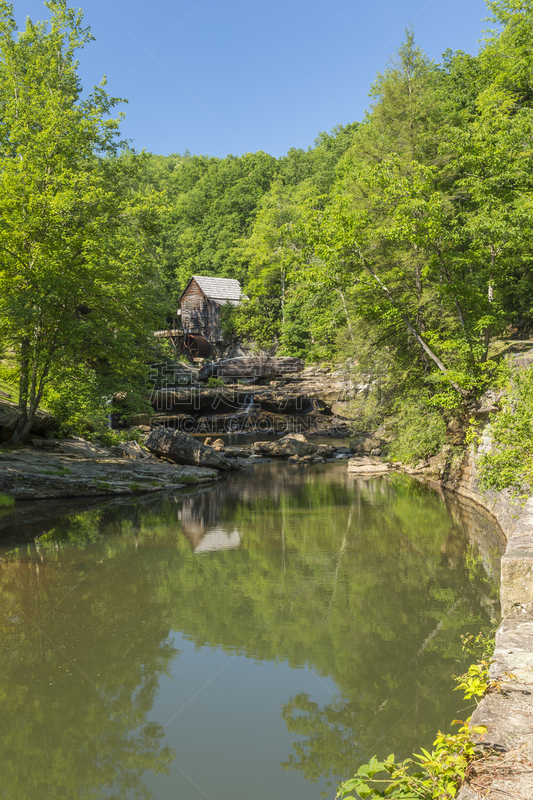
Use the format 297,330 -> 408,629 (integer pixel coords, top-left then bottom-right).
188,275 -> 243,305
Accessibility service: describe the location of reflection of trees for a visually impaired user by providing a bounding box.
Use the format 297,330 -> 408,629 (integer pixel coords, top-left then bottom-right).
0,466 -> 504,794
0,548 -> 176,799
282,693 -> 364,783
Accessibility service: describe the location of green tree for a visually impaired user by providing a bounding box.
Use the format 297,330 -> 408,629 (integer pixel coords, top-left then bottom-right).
0,1 -> 165,444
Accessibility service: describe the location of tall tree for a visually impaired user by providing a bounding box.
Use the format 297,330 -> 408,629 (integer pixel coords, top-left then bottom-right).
0,1 -> 165,443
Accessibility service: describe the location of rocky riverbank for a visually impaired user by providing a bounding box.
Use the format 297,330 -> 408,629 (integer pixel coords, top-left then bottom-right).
0,429 -> 373,501
0,437 -> 222,499
434,442 -> 533,800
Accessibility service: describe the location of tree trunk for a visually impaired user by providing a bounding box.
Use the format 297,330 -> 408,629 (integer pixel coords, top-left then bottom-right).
358,254 -> 469,398
337,288 -> 355,341
8,339 -> 49,446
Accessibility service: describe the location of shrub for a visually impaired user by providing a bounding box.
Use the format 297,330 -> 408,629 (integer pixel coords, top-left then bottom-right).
477,365 -> 533,494
387,393 -> 446,464
336,633 -> 495,800
0,492 -> 14,508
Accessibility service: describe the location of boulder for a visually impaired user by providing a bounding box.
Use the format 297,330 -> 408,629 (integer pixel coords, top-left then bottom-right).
0,398 -> 57,441
144,428 -> 238,470
351,434 -> 383,455
110,441 -> 149,460
347,457 -> 391,475
253,433 -> 318,458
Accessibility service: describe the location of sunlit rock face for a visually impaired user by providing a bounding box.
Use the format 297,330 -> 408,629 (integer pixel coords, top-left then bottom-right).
144,428 -> 238,470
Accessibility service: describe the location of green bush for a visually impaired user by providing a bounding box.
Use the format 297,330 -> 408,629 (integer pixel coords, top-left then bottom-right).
0,492 -> 14,508
43,364 -> 152,442
387,393 -> 446,464
477,364 -> 533,494
336,634 -> 494,800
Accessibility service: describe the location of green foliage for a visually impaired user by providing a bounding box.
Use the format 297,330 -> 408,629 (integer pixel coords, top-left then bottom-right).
478,364 -> 533,493
0,491 -> 14,507
336,649 -> 492,800
43,366 -> 112,438
460,630 -> 495,662
387,393 -> 447,464
206,377 -> 225,388
219,301 -> 239,342
176,474 -> 198,485
454,662 -> 493,701
0,2 -> 167,444
43,360 -> 153,441
337,719 -> 487,800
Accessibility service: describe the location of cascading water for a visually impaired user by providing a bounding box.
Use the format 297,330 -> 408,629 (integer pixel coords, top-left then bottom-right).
241,394 -> 256,415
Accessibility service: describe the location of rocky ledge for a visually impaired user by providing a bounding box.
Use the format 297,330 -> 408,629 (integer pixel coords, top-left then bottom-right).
0,426 -> 387,501
0,437 -> 222,500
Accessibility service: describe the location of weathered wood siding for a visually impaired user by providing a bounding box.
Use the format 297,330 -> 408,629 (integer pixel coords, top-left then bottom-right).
180,279 -> 221,342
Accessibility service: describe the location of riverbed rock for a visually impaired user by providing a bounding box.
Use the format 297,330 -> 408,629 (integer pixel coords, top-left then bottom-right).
252,433 -> 319,458
0,443 -> 221,500
110,441 -> 150,460
198,356 -> 304,381
347,457 -> 392,474
351,434 -> 383,455
144,428 -> 238,470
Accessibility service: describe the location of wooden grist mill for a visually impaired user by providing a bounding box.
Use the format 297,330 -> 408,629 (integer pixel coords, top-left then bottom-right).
153,276 -> 245,360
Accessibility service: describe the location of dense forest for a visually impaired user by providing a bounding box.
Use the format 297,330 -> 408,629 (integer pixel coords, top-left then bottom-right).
1,0 -> 533,454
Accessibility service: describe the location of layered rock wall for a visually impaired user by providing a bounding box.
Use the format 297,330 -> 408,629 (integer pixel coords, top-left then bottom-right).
443,445 -> 533,797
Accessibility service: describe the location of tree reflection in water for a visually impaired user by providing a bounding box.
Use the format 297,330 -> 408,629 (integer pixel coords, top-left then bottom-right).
0,464 -> 504,798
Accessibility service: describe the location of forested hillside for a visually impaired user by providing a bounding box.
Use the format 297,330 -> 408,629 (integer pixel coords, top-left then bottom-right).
142,2 -> 533,375
2,0 -> 533,450
129,0 -> 533,457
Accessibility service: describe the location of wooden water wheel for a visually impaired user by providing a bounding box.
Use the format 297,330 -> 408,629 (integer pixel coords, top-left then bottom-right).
179,334 -> 211,360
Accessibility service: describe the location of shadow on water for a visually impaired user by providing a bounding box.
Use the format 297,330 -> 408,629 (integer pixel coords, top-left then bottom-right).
0,463 -> 505,800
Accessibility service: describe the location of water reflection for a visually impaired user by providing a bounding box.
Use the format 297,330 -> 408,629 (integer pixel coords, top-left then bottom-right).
0,464 -> 505,799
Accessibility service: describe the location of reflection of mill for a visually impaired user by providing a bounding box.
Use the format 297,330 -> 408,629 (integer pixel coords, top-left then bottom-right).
180,491 -> 241,553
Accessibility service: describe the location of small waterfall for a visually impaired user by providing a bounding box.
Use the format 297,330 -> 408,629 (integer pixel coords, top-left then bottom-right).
241,394 -> 256,415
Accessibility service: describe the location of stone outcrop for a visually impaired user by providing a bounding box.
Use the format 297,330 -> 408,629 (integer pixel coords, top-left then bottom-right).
0,438 -> 221,500
347,457 -> 391,474
285,364 -> 356,408
198,356 -> 304,381
148,361 -> 356,435
144,428 -> 238,470
431,431 -> 533,797
252,433 -> 319,458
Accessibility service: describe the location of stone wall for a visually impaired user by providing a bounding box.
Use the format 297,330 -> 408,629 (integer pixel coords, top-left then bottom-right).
442,444 -> 533,798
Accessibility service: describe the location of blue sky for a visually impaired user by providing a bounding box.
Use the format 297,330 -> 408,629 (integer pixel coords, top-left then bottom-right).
14,0 -> 490,158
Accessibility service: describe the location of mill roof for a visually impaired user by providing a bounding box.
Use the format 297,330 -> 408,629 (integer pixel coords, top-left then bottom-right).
182,275 -> 243,305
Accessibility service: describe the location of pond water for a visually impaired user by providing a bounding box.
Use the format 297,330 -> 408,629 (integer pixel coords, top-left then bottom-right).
0,463 -> 504,800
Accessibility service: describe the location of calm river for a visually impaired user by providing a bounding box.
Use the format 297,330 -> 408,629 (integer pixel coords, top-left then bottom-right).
0,462 -> 504,800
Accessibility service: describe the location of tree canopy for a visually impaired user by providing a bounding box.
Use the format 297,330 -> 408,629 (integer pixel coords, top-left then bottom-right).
3,0 -> 533,445
0,1 -> 166,442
